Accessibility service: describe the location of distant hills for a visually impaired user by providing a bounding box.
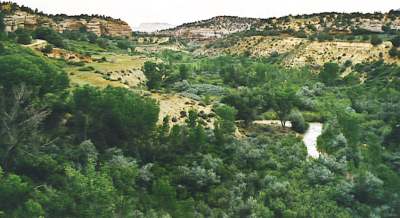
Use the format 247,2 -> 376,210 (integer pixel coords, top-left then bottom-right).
159,11 -> 400,40
135,23 -> 176,33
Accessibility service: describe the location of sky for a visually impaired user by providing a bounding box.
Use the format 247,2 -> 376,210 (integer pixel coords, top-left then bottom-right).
6,0 -> 400,27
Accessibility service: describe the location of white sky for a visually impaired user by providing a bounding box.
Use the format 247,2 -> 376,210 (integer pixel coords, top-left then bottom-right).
6,0 -> 400,27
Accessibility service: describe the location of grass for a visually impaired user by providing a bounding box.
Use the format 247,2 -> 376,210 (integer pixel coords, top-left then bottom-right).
66,53 -> 151,88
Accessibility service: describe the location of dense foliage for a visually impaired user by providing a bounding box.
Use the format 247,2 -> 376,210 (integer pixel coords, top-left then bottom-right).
0,9 -> 399,218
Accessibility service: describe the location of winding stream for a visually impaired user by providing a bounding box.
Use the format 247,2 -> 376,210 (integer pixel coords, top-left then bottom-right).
253,120 -> 323,158
303,123 -> 323,158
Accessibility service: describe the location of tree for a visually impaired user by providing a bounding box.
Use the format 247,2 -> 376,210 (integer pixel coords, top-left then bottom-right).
389,47 -> 399,58
41,44 -> 53,54
390,35 -> 400,48
0,11 -> 5,38
289,110 -> 308,133
214,105 -> 237,145
116,40 -> 131,49
143,61 -> 163,90
0,85 -> 49,171
271,86 -> 297,127
0,54 -> 69,96
179,64 -> 189,80
0,167 -> 32,213
33,27 -> 64,48
370,35 -> 383,46
15,29 -> 32,45
319,62 -> 340,85
70,86 -> 160,152
87,31 -> 98,43
222,88 -> 261,126
0,42 -> 5,54
215,105 -> 237,135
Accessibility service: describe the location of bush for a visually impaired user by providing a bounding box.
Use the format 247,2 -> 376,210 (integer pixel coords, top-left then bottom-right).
389,47 -> 400,58
33,27 -> 65,48
320,62 -> 340,85
390,35 -> 400,48
116,40 -> 131,49
96,38 -> 110,49
15,29 -> 32,45
0,42 -> 5,54
289,110 -> 309,133
41,44 -> 53,54
370,35 -> 383,46
67,61 -> 86,66
78,66 -> 95,71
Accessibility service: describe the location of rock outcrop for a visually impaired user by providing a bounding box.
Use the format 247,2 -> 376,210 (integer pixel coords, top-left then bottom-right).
2,8 -> 132,38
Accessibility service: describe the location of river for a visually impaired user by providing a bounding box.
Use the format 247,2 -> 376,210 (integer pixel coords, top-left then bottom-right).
303,123 -> 323,158
253,120 -> 323,158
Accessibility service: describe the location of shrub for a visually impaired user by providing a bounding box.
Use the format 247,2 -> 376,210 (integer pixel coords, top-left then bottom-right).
390,35 -> 400,48
67,61 -> 85,66
389,47 -> 399,58
289,110 -> 309,133
33,27 -> 64,48
96,38 -> 110,49
41,44 -> 53,54
116,40 -> 131,49
15,29 -> 32,45
0,42 -> 5,54
78,66 -> 95,71
370,35 -> 383,46
320,62 -> 340,85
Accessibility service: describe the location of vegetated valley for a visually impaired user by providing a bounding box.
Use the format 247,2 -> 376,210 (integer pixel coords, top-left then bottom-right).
0,2 -> 400,217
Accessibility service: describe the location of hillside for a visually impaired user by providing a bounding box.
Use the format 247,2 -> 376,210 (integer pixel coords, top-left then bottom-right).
159,16 -> 263,39
0,2 -> 132,38
199,35 -> 399,67
160,11 -> 400,40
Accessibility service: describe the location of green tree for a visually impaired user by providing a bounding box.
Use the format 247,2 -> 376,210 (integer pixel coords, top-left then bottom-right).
214,105 -> 237,145
63,160 -> 119,217
71,86 -> 159,152
389,47 -> 399,58
271,86 -> 297,127
0,11 -> 5,38
222,88 -> 261,126
0,42 -> 5,54
87,31 -> 98,43
41,44 -> 53,53
33,27 -> 65,48
143,61 -> 164,89
289,109 -> 308,133
370,35 -> 383,46
0,85 -> 49,171
0,54 -> 69,95
15,29 -> 32,45
320,62 -> 340,85
0,167 -> 31,213
390,35 -> 400,48
179,64 -> 189,80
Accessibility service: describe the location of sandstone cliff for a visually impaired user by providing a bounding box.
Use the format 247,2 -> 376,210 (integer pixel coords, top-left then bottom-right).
1,4 -> 132,38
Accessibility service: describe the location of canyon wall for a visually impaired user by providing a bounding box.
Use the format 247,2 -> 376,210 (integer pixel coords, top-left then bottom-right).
3,10 -> 132,38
